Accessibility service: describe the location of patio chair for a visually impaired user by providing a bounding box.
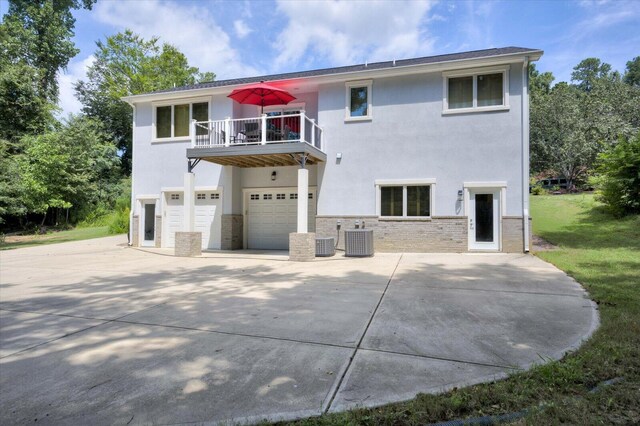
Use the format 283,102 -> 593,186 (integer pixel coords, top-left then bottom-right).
241,122 -> 261,142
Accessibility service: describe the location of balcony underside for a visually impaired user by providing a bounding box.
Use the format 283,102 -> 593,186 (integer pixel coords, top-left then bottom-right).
186,142 -> 326,168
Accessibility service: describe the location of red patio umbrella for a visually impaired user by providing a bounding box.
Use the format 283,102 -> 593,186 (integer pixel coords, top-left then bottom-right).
227,81 -> 296,113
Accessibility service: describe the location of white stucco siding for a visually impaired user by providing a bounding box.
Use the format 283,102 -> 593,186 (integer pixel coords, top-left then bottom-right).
131,101 -> 225,215
316,62 -> 525,217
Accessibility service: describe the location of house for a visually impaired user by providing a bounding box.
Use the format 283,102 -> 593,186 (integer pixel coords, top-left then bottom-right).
123,46 -> 543,259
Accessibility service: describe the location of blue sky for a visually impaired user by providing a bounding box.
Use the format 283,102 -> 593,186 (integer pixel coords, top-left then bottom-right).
2,0 -> 638,116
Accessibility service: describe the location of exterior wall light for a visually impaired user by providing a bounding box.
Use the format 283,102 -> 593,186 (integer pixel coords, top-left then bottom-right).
336,152 -> 342,159
457,190 -> 464,202
271,171 -> 277,181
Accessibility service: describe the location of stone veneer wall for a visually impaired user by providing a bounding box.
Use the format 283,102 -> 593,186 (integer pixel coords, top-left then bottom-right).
154,215 -> 162,248
316,216 -> 528,253
221,214 -> 244,250
501,216 -> 531,253
316,216 -> 467,253
131,216 -> 140,247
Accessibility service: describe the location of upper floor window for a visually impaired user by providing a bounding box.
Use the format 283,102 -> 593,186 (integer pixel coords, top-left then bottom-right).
443,66 -> 509,114
154,100 -> 209,140
345,80 -> 372,121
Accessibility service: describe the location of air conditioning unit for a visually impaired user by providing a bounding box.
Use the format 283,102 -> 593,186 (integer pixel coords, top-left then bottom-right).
345,229 -> 374,257
316,237 -> 335,257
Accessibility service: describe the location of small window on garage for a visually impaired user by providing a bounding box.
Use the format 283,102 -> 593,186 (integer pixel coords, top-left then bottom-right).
250,194 -> 259,200
308,193 -> 313,199
170,194 -> 180,200
210,193 -> 219,199
196,193 -> 206,200
276,193 -> 285,200
290,193 -> 298,199
263,194 -> 272,200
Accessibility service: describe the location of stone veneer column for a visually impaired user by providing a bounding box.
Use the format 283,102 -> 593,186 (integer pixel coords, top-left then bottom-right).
154,215 -> 162,248
289,232 -> 316,261
131,216 -> 140,247
175,232 -> 202,257
221,214 -> 243,250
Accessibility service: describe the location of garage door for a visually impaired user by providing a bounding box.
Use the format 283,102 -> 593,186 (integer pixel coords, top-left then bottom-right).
247,189 -> 316,250
164,191 -> 221,249
194,191 -> 221,249
164,192 -> 183,248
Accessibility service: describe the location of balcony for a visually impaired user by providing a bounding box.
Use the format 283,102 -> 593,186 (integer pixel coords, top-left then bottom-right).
187,112 -> 326,168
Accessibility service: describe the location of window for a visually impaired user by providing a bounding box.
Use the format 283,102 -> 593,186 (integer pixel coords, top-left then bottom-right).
263,194 -> 272,200
210,193 -> 219,199
170,193 -> 180,200
345,80 -> 372,121
376,180 -> 434,218
154,100 -> 209,139
276,193 -> 286,200
290,193 -> 298,200
250,194 -> 259,200
196,193 -> 206,200
443,66 -> 509,113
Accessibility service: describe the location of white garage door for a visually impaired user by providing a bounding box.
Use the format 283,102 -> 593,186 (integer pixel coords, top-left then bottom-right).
247,189 -> 316,250
164,191 -> 221,249
164,192 -> 183,248
194,191 -> 221,250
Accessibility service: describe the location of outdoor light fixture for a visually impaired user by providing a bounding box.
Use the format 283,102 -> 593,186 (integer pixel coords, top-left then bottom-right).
271,171 -> 277,181
336,152 -> 342,159
457,190 -> 464,202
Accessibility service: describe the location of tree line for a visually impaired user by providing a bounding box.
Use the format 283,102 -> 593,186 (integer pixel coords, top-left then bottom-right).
1,0 -> 639,234
530,57 -> 640,215
0,0 -> 214,232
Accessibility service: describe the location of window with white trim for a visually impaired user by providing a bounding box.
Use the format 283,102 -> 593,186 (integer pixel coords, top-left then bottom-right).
378,184 -> 432,218
443,66 -> 509,113
345,80 -> 372,121
154,101 -> 209,139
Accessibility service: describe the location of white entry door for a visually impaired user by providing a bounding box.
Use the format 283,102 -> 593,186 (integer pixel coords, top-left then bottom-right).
468,189 -> 500,250
246,188 -> 316,250
164,192 -> 183,248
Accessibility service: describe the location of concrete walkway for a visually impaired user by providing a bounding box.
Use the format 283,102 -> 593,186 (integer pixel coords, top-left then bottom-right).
0,236 -> 598,425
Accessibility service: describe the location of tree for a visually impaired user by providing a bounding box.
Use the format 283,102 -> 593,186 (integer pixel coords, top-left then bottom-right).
1,0 -> 96,102
75,30 -> 215,174
0,140 -> 26,225
571,58 -> 614,92
529,64 -> 555,172
18,116 -> 120,225
594,133 -> 640,216
624,56 -> 640,87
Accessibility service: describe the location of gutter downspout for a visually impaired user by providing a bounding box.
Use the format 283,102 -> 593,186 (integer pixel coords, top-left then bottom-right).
521,57 -> 530,252
125,100 -> 136,247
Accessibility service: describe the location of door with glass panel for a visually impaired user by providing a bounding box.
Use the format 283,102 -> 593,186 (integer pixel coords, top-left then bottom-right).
468,189 -> 500,250
265,107 -> 301,141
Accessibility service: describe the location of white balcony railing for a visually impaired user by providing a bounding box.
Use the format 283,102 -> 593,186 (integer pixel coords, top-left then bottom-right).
191,111 -> 323,152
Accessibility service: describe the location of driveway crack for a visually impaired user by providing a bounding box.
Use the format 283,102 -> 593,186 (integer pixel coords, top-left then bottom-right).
323,253 -> 403,413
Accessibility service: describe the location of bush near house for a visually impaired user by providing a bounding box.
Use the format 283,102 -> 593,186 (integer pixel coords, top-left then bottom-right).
592,133 -> 640,216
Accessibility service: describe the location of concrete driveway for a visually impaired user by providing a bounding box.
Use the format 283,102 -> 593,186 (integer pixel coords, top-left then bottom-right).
0,236 -> 598,425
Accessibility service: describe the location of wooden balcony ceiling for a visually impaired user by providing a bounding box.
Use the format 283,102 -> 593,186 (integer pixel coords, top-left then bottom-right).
186,143 -> 326,168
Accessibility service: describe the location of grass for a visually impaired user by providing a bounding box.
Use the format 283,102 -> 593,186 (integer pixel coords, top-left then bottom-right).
0,226 -> 113,250
277,193 -> 639,425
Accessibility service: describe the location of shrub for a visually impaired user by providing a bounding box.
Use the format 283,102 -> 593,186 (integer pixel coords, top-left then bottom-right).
531,185 -> 548,195
108,206 -> 130,234
594,134 -> 640,216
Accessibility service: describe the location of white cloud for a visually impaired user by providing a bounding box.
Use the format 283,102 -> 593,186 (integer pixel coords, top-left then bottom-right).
93,0 -> 260,79
233,19 -> 252,39
57,55 -> 95,118
272,0 -> 436,70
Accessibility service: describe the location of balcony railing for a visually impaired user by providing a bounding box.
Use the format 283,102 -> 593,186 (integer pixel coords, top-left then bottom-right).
191,111 -> 323,151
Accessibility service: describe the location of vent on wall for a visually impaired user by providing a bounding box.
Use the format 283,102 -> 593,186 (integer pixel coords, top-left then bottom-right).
344,230 -> 374,257
316,238 -> 335,257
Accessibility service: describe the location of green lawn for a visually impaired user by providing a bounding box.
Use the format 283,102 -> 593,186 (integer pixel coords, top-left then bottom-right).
281,194 -> 639,425
0,226 -> 113,250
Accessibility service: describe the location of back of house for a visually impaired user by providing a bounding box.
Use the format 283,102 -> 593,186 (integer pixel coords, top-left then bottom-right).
124,46 -> 543,254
